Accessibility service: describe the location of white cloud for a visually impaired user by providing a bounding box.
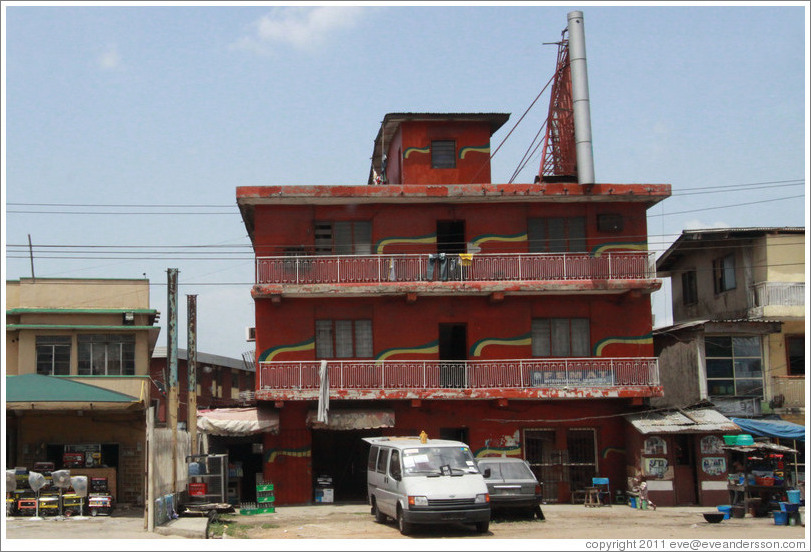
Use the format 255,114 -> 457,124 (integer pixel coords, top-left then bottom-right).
232,6 -> 365,55
682,218 -> 732,230
97,44 -> 122,70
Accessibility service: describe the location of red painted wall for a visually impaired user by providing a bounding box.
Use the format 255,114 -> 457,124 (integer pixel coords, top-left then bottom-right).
388,120 -> 494,185
261,398 -> 638,505
253,202 -> 650,257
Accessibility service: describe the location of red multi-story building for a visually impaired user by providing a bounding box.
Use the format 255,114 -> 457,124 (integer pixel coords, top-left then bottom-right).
236,111 -> 671,505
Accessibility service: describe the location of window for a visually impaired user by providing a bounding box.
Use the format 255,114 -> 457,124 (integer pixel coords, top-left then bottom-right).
368,446 -> 380,471
314,221 -> 371,255
376,448 -> 389,473
77,334 -> 135,375
315,320 -> 373,359
389,449 -> 401,478
712,253 -> 736,293
682,269 -> 698,306
596,213 -> 624,233
431,140 -> 456,168
786,336 -> 805,376
528,217 -> 586,252
36,336 -> 71,375
532,318 -> 590,357
705,335 -> 763,398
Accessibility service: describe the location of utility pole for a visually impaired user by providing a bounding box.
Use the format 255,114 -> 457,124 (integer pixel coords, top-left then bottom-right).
167,268 -> 179,493
187,294 -> 198,456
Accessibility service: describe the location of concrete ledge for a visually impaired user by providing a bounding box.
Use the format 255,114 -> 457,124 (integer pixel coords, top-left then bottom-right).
154,516 -> 209,539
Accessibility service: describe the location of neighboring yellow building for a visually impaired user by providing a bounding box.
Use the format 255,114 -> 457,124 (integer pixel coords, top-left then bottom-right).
655,227 -> 805,424
5,277 -> 160,506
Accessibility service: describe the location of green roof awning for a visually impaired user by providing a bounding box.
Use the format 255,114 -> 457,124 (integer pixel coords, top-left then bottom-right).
6,374 -> 139,405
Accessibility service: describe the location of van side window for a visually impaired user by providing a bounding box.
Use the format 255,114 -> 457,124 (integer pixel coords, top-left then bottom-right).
389,450 -> 401,478
376,448 -> 389,473
368,446 -> 379,471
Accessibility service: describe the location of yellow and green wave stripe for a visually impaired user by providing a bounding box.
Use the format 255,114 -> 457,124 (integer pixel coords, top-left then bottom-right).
470,232 -> 527,249
258,338 -> 315,362
593,334 -> 653,357
602,447 -> 625,459
470,334 -> 532,357
403,146 -> 430,158
591,242 -> 648,257
375,234 -> 437,254
474,446 -> 522,458
459,144 -> 490,159
376,340 -> 439,362
265,446 -> 311,464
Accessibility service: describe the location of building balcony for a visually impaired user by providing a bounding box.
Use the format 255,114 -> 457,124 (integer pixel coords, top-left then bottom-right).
748,282 -> 805,318
256,357 -> 661,401
254,252 -> 659,298
770,376 -> 805,410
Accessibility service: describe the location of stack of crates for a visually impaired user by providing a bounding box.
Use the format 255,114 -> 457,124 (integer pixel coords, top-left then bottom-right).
239,481 -> 275,515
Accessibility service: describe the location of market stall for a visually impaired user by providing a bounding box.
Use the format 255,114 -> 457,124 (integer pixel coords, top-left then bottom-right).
725,439 -> 800,518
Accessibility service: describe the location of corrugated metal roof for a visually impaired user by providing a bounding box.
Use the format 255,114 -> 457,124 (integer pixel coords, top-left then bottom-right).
152,346 -> 249,371
626,408 -> 740,434
654,319 -> 784,334
5,374 -> 139,403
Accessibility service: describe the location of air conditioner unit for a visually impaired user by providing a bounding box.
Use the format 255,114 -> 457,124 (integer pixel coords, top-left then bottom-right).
246,326 -> 256,342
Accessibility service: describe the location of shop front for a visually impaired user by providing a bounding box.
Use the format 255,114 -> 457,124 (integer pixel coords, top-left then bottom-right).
625,407 -> 740,507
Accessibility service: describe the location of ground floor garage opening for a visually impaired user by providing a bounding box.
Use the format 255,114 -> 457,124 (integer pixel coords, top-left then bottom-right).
311,428 -> 382,503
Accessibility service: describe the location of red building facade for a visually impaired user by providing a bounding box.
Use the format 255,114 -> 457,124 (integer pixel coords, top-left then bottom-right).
237,113 -> 671,505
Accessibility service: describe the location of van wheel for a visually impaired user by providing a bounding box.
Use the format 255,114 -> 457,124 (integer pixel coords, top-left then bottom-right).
475,520 -> 490,534
397,507 -> 412,535
372,498 -> 386,523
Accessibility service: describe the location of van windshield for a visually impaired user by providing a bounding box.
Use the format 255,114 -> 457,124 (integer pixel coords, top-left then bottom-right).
401,446 -> 479,476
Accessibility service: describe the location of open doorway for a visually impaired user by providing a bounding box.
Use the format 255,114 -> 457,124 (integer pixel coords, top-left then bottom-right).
439,323 -> 467,388
311,428 -> 382,503
674,434 -> 698,505
437,220 -> 465,254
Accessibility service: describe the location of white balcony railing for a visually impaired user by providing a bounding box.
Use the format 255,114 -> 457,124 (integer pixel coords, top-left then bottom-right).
771,376 -> 806,409
258,358 -> 659,393
749,282 -> 805,308
255,252 -> 656,285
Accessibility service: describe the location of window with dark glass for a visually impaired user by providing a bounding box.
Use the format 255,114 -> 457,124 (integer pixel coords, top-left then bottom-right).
36,336 -> 71,375
712,254 -> 736,293
528,217 -> 586,252
786,335 -> 805,376
682,269 -> 698,306
314,221 -> 372,255
431,140 -> 456,168
315,320 -> 373,359
77,334 -> 135,375
531,318 -> 590,357
705,335 -> 763,398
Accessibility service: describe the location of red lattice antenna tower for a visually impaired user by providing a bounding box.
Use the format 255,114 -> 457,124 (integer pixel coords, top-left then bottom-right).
539,36 -> 577,183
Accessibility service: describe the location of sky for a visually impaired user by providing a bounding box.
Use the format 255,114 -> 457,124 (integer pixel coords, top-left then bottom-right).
2,2 -> 808,361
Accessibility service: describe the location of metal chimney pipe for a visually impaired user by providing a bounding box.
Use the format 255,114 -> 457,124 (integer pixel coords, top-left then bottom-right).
567,11 -> 595,185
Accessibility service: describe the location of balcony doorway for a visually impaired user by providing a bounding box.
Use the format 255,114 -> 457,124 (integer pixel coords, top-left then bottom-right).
437,220 -> 465,254
439,323 -> 467,388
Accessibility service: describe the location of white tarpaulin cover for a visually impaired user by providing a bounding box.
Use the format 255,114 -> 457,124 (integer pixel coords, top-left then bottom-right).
197,407 -> 279,436
306,409 -> 395,430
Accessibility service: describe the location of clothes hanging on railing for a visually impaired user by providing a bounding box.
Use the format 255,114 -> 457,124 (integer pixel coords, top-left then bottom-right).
427,253 -> 448,280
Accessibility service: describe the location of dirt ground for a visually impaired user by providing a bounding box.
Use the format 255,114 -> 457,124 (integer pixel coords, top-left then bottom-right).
212,503 -> 808,541
4,503 -> 808,543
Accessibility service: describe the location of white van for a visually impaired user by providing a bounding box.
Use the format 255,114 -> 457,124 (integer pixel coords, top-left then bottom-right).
363,436 -> 491,535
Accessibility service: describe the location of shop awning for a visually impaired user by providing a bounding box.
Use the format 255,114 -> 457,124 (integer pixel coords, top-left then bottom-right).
5,374 -> 142,411
730,417 -> 805,441
626,408 -> 739,434
197,407 -> 279,437
306,409 -> 395,430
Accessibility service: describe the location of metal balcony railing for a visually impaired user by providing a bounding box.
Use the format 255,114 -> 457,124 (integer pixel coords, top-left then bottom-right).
749,282 -> 805,308
771,376 -> 806,409
258,357 -> 659,393
255,252 -> 656,285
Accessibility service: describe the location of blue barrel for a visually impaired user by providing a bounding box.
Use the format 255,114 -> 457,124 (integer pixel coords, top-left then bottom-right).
774,511 -> 788,525
787,490 -> 801,504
